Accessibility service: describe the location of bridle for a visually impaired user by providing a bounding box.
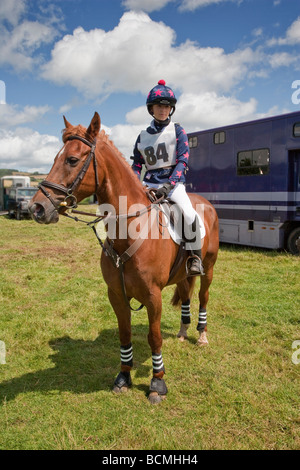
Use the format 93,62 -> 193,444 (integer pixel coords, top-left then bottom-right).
38,135 -> 99,211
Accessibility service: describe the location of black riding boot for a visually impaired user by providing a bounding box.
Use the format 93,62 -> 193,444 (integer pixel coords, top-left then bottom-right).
184,217 -> 205,276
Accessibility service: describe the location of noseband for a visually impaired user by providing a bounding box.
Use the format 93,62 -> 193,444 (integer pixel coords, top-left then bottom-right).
38,135 -> 98,210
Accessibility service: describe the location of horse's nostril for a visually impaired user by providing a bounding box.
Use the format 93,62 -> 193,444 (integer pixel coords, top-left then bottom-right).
30,203 -> 44,219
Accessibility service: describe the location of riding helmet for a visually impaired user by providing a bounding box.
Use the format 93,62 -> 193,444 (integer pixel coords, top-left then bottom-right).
146,80 -> 177,116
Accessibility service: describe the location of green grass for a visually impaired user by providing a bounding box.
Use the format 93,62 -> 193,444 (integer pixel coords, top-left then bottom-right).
0,209 -> 299,450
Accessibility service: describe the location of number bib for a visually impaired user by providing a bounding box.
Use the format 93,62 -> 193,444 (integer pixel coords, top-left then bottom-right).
138,122 -> 177,170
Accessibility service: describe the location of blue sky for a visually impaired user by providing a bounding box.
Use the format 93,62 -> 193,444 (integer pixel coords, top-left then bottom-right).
0,0 -> 300,173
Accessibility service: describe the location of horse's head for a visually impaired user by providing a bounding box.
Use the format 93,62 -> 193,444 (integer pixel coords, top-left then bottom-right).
29,112 -> 101,224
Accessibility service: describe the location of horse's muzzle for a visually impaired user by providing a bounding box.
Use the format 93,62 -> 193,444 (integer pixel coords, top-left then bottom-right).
28,201 -> 59,224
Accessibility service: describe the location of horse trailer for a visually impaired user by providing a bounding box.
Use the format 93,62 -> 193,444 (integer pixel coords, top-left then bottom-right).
186,111 -> 300,254
0,176 -> 31,212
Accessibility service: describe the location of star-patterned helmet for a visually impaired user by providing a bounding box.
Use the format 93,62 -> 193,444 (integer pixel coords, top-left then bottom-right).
146,80 -> 177,116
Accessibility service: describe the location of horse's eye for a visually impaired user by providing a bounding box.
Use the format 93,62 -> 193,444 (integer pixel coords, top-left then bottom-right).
66,156 -> 79,166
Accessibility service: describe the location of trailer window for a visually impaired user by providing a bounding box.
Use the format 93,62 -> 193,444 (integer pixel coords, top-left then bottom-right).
188,136 -> 198,148
237,148 -> 270,175
293,123 -> 300,137
214,131 -> 225,144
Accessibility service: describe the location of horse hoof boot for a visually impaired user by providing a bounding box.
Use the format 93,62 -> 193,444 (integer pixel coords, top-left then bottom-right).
113,371 -> 132,393
148,377 -> 168,404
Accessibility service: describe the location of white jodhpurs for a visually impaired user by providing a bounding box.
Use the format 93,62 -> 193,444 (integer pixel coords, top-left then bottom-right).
169,183 -> 201,249
168,183 -> 196,225
145,182 -> 201,248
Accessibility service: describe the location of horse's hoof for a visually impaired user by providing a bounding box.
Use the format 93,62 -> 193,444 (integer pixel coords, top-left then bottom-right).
148,377 -> 168,404
197,331 -> 208,346
177,330 -> 188,341
148,391 -> 166,404
113,385 -> 130,394
177,334 -> 187,342
113,371 -> 132,393
177,323 -> 189,341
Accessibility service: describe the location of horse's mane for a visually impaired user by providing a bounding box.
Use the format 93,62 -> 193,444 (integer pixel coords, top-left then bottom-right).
62,123 -> 145,191
62,124 -> 125,163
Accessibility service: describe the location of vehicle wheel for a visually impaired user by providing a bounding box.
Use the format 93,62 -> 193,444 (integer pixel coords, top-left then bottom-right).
287,227 -> 300,255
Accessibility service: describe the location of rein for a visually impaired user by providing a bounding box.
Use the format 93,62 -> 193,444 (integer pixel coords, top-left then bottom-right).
62,201 -> 163,313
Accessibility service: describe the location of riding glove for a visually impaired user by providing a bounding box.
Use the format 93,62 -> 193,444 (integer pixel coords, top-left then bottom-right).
156,182 -> 173,199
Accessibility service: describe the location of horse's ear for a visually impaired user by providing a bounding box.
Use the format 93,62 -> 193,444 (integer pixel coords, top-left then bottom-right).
63,116 -> 72,128
87,112 -> 101,139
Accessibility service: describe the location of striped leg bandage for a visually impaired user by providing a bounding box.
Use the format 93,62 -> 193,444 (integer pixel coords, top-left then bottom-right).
120,343 -> 133,367
152,352 -> 165,374
181,299 -> 191,324
197,308 -> 207,331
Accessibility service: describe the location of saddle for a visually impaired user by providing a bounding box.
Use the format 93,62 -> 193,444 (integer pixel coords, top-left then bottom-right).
146,189 -> 205,282
158,200 -> 205,248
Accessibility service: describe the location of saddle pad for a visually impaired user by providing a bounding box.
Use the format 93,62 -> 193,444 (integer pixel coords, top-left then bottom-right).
159,202 -> 205,249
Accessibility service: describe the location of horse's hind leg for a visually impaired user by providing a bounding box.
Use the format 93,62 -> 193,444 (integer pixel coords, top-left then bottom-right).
107,288 -> 133,393
173,277 -> 196,341
197,260 -> 215,346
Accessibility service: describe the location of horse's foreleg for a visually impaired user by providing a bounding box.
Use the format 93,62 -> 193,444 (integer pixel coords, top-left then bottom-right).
197,262 -> 214,346
175,278 -> 196,341
177,299 -> 191,341
146,289 -> 168,404
107,288 -> 133,393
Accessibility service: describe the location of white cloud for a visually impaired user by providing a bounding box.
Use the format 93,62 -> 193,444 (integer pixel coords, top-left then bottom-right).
0,104 -> 51,127
41,11 -> 262,100
178,0 -> 241,11
0,0 -> 64,71
122,0 -> 173,12
268,16 -> 300,46
175,92 -> 259,130
122,0 -> 241,12
109,123 -> 147,159
0,127 -> 60,173
0,0 -> 27,26
268,52 -> 297,69
42,12 -> 178,96
281,16 -> 300,45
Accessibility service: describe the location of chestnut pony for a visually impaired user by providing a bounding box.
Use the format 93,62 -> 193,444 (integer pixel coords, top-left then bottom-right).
29,112 -> 219,404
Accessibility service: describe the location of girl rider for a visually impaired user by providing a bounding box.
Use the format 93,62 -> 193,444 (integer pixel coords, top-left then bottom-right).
131,80 -> 204,276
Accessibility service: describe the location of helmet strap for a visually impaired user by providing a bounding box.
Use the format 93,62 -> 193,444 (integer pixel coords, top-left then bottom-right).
154,117 -> 171,126
148,105 -> 175,124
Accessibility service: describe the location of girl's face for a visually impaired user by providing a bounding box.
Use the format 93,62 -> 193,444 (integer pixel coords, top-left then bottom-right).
152,104 -> 171,121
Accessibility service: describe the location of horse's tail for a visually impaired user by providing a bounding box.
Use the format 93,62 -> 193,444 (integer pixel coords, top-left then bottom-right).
171,277 -> 197,306
171,287 -> 182,306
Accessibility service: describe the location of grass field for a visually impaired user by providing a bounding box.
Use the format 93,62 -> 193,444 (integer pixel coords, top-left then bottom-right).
0,208 -> 299,450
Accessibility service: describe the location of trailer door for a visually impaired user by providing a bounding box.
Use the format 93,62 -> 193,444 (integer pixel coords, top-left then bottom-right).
296,151 -> 300,214
288,150 -> 300,222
